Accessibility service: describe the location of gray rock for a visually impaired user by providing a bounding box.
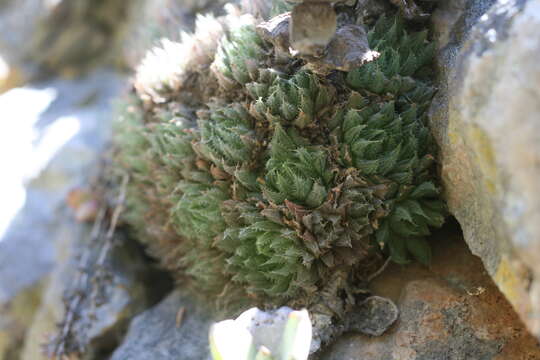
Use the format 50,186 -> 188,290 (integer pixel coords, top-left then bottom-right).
355,0 -> 392,22
110,290 -> 215,360
290,2 -> 337,56
0,69 -> 125,359
0,68 -> 125,265
345,296 -> 399,336
22,224 -> 169,360
304,296 -> 399,355
80,238 -> 167,347
429,0 -> 540,338
302,24 -> 380,73
389,0 -> 430,20
257,12 -> 292,54
241,0 -> 273,19
0,0 -> 138,78
0,0 -> 43,77
258,13 -> 379,73
310,313 -> 335,354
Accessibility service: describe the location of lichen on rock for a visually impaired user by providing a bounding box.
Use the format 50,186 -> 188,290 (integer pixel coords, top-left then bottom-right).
113,1 -> 445,318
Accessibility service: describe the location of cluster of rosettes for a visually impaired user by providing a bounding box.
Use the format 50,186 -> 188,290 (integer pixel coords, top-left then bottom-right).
115,7 -> 445,315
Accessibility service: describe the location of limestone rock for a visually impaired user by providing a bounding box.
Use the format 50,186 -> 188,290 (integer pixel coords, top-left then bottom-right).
290,2 -> 337,56
110,290 -> 215,360
22,225 -> 168,360
0,56 -> 25,94
0,69 -> 126,358
429,0 -> 540,337
241,0 -> 273,19
302,24 -> 380,72
0,281 -> 44,360
258,13 -> 378,72
321,223 -> 540,359
257,13 -> 292,54
0,0 -> 140,79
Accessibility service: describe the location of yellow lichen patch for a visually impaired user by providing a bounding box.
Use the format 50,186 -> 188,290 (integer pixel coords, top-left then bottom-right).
0,330 -> 12,360
0,57 -> 25,94
0,282 -> 44,360
468,125 -> 497,194
494,256 -> 532,321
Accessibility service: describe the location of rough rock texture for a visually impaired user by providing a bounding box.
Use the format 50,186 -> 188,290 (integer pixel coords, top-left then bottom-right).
321,222 -> 540,359
345,296 -> 399,337
309,24 -> 379,71
256,13 -> 292,53
429,0 -> 540,337
0,69 -> 125,359
110,290 -> 214,360
0,280 -> 43,360
22,225 -> 168,360
0,0 -> 229,82
390,0 -> 430,20
290,2 -> 337,56
260,4 -> 379,72
0,72 -> 170,360
0,55 -> 23,93
0,2 -> 230,359
0,0 -> 142,79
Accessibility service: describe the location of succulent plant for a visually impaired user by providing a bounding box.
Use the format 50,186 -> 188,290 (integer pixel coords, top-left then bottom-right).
114,4 -> 445,316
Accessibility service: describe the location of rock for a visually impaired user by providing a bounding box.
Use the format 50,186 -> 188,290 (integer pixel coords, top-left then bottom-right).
0,281 -> 44,360
0,0 -> 43,78
429,0 -> 540,337
345,296 -> 399,337
258,13 -> 379,72
0,71 -> 170,360
0,69 -> 126,358
320,222 -> 540,359
0,2 -> 230,360
389,0 -> 430,20
110,290 -> 215,360
302,24 -> 380,72
77,237 -> 171,356
257,13 -> 292,54
0,0 -> 139,79
355,0 -> 392,22
241,0 -> 273,19
22,225 -> 169,360
0,55 -> 25,94
290,2 -> 337,56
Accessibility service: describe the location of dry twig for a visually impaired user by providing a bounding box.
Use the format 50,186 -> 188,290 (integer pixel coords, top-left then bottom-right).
46,172 -> 129,359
